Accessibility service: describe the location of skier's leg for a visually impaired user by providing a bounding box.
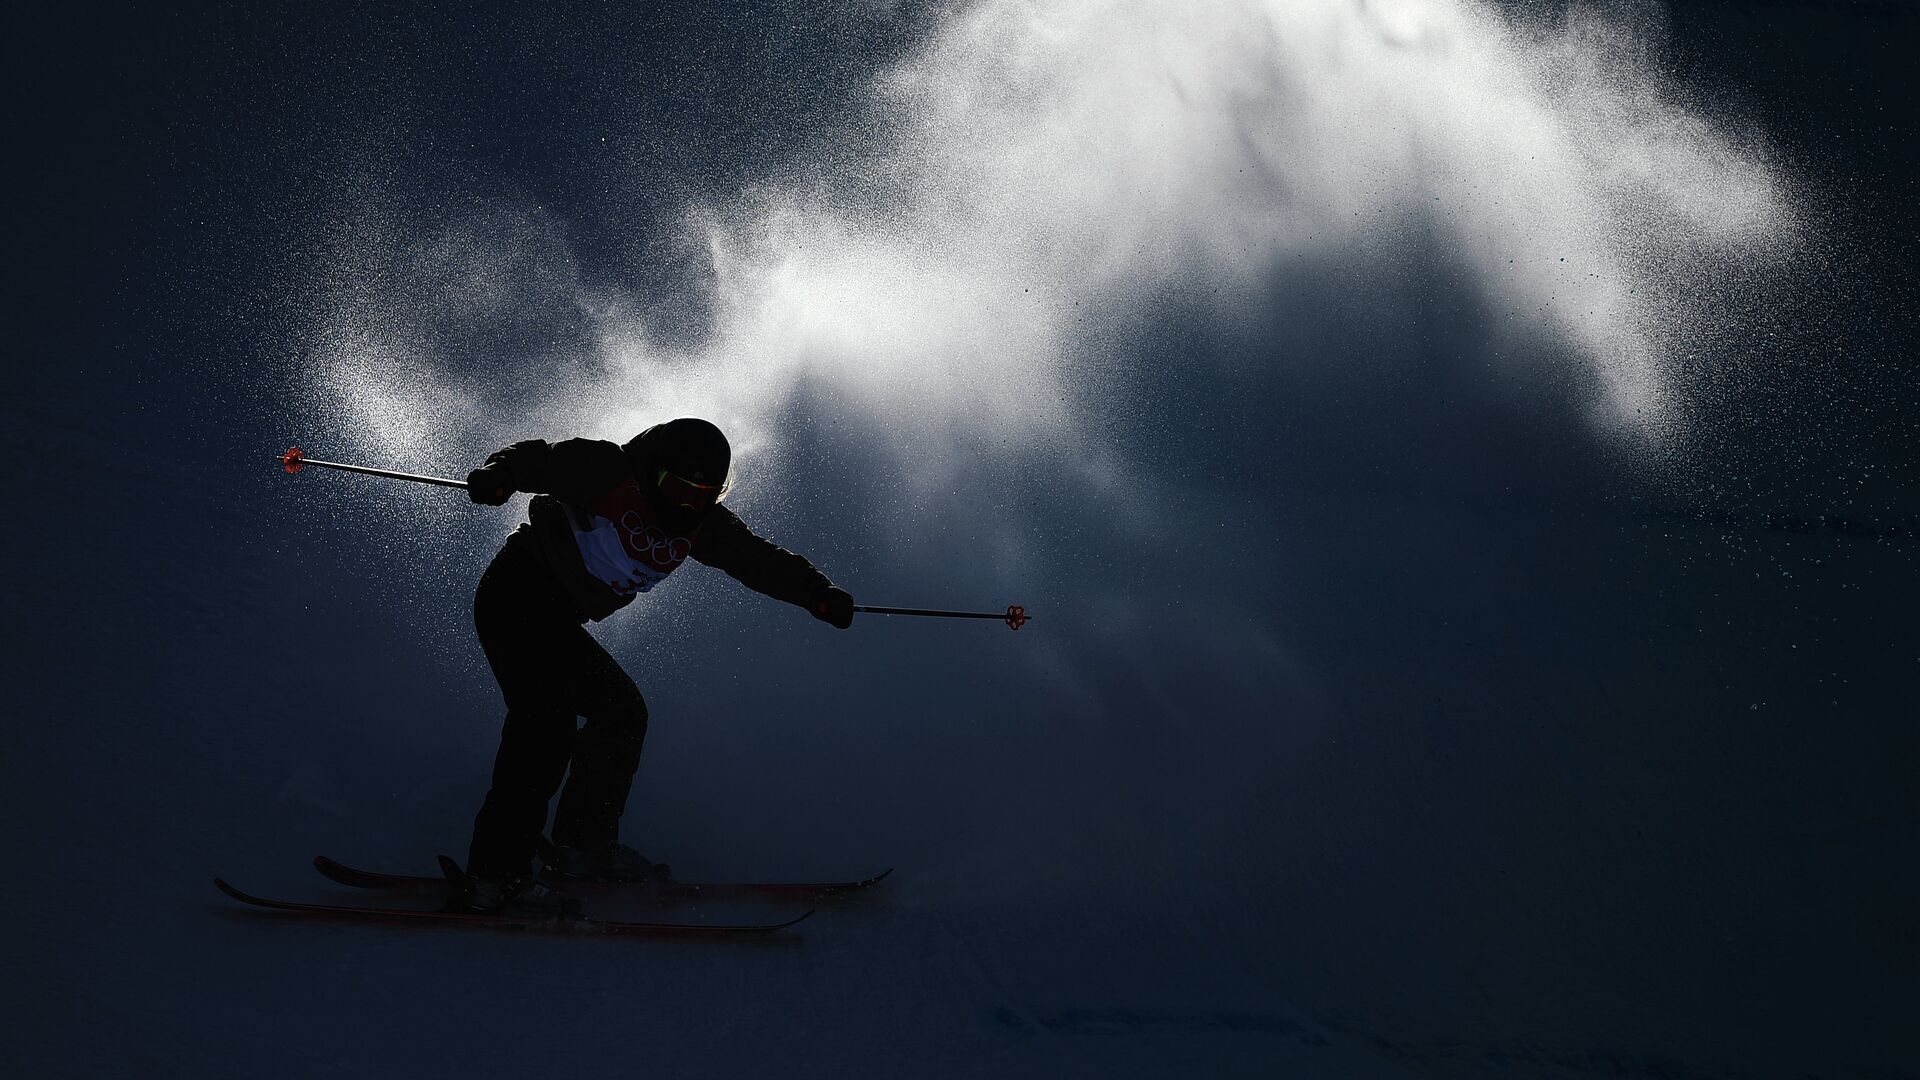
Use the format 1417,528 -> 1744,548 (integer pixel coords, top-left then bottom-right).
465,545 -> 590,878
550,636 -> 648,853
467,707 -> 574,878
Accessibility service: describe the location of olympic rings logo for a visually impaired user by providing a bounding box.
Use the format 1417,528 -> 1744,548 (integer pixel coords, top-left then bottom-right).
620,511 -> 692,565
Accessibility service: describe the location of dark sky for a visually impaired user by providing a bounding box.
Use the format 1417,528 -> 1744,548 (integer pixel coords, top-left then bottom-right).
8,2 -> 1917,1077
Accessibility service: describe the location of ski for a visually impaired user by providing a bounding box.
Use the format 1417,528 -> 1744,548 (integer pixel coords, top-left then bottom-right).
313,854 -> 893,899
214,878 -> 813,935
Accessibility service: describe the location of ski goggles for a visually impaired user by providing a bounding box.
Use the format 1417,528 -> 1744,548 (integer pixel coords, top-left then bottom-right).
656,468 -> 723,511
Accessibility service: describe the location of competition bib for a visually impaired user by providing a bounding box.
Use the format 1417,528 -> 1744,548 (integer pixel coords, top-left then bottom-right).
567,479 -> 700,596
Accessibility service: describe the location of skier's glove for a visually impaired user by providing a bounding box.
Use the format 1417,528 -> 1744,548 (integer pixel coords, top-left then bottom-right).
466,465 -> 514,506
812,585 -> 854,629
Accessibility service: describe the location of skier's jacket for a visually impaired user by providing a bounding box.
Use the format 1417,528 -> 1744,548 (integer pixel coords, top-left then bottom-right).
482,438 -> 832,623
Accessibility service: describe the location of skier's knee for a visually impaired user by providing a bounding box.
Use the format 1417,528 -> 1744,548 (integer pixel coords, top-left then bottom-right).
589,689 -> 647,759
614,682 -> 648,729
613,703 -> 648,756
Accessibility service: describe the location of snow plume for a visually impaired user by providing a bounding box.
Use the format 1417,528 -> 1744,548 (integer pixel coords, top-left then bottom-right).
302,0 -> 1799,500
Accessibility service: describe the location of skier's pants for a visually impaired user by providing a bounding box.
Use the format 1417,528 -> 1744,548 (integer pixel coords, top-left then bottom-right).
466,541 -> 648,878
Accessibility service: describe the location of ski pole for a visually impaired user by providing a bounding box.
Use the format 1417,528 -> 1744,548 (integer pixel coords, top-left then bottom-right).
853,604 -> 1031,631
277,447 -> 468,489
282,447 -> 1029,629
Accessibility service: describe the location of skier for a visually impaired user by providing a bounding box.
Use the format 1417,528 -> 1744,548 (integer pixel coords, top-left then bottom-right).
455,417 -> 853,913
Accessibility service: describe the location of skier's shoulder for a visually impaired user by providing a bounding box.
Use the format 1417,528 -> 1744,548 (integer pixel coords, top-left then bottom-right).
689,503 -> 751,561
696,501 -> 747,538
486,436 -> 633,506
486,436 -> 623,473
550,436 -> 629,464
553,438 -> 638,499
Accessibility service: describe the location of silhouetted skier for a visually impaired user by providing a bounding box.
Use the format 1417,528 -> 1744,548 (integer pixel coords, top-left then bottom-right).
456,418 -> 853,913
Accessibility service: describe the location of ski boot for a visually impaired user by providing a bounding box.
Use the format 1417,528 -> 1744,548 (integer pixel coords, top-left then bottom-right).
446,859 -> 580,916
541,838 -> 673,884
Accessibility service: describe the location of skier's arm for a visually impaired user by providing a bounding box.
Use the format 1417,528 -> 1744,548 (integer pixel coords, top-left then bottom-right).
467,438 -> 630,506
693,506 -> 851,625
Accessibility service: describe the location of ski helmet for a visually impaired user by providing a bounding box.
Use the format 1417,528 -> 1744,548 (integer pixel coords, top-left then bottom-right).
623,418 -> 732,513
